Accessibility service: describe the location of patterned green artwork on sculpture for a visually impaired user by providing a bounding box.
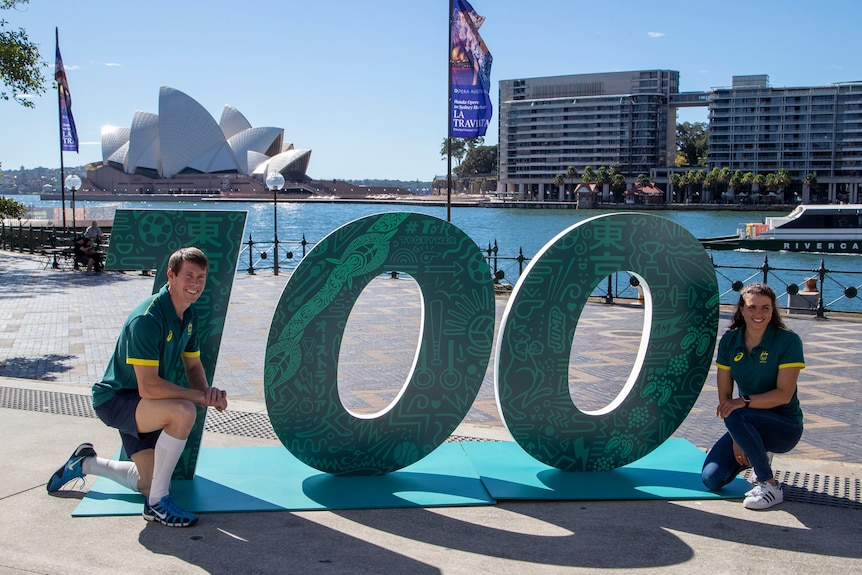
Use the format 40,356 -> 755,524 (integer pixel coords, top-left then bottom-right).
265,212 -> 495,476
496,213 -> 719,471
105,209 -> 247,479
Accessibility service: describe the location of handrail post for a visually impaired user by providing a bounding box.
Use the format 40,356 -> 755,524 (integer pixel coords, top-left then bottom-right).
761,254 -> 771,284
815,258 -> 828,319
493,240 -> 499,278
246,235 -> 255,275
516,247 -> 526,276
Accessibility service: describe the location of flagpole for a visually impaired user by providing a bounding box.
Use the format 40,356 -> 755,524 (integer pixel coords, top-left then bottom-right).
446,0 -> 453,222
55,28 -> 67,232
57,86 -> 67,233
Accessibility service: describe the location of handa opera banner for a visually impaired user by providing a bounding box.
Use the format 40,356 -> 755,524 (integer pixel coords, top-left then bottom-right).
450,0 -> 493,138
55,28 -> 79,153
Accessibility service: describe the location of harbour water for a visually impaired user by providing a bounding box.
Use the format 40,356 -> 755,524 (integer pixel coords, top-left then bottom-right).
8,195 -> 861,312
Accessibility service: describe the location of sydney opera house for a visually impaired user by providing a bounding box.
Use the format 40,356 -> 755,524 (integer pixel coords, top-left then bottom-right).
84,86 -> 311,196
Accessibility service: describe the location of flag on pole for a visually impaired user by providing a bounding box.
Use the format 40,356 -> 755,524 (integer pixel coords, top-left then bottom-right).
55,28 -> 79,153
450,0 -> 492,138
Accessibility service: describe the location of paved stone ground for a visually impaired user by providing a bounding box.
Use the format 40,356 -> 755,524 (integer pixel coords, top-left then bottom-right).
1,248 -> 860,463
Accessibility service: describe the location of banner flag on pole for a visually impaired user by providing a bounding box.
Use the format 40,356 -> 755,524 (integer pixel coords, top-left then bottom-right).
55,28 -> 79,153
450,0 -> 492,138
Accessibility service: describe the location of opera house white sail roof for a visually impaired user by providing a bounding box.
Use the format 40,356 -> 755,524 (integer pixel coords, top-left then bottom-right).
100,86 -> 311,180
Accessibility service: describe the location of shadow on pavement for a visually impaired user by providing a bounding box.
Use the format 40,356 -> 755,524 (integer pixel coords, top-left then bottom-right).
137,499 -> 862,573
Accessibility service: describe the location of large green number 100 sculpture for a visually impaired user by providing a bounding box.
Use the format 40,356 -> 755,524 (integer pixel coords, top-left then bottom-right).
265,212 -> 496,475
265,212 -> 719,476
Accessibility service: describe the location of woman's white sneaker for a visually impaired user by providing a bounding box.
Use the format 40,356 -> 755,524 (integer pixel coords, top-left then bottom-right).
743,481 -> 784,510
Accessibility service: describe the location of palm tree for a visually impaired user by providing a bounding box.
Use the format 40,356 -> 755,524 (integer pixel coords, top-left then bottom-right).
751,174 -> 766,202
764,173 -> 779,203
670,172 -> 683,202
635,173 -> 651,187
689,170 -> 706,203
718,167 -> 731,200
554,173 -> 565,201
704,168 -> 721,203
741,172 -> 754,196
596,166 -> 611,201
582,165 -> 596,184
565,166 -> 578,200
608,164 -> 625,202
803,172 -> 817,203
775,168 -> 792,201
728,170 -> 744,201
611,173 -> 626,202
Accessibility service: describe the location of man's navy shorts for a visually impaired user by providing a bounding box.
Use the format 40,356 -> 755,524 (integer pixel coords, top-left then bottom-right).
94,390 -> 161,456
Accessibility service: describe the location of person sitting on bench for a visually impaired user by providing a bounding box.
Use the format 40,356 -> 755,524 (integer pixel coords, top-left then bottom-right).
74,236 -> 102,272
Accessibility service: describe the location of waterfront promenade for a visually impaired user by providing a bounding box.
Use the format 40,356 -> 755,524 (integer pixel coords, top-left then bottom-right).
0,249 -> 860,574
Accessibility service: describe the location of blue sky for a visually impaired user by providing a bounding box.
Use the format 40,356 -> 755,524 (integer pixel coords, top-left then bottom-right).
2,0 -> 861,181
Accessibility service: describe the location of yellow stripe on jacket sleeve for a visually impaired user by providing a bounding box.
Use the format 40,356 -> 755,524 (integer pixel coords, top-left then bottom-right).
779,362 -> 805,369
127,358 -> 159,366
182,350 -> 201,358
716,362 -> 731,370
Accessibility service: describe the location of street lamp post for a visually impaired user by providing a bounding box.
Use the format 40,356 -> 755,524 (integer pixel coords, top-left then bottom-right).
266,171 -> 285,275
64,174 -> 82,233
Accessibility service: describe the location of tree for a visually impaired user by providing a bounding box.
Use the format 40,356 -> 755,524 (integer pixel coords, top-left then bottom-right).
609,164 -> 625,202
553,173 -> 564,187
454,144 -> 497,176
803,172 -> 817,203
752,173 -> 766,194
0,195 -> 26,218
676,122 -> 707,167
636,173 -> 652,188
764,173 -> 779,199
440,138 -> 468,167
775,168 -> 792,200
703,168 -> 719,202
565,165 -> 578,185
595,166 -> 611,200
610,173 -> 626,202
688,170 -> 706,202
669,172 -> 683,202
728,170 -> 744,199
1,1 -> 46,108
581,165 -> 595,184
741,171 -> 754,194
595,166 -> 610,185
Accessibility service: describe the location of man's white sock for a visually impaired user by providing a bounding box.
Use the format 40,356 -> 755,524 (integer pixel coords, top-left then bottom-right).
148,432 -> 187,505
82,456 -> 140,492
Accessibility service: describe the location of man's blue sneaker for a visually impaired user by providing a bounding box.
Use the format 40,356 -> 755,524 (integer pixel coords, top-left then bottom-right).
143,494 -> 199,528
47,442 -> 96,493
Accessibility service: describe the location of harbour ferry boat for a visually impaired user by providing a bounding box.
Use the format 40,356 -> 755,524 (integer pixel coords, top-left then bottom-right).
699,204 -> 862,254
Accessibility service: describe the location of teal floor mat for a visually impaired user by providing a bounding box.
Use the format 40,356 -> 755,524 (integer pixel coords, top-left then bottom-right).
461,438 -> 751,501
74,439 -> 747,516
73,443 -> 494,516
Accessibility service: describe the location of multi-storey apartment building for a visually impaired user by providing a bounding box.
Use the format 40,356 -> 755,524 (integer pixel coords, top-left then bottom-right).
497,70 -> 862,203
498,70 -> 679,201
708,75 -> 862,203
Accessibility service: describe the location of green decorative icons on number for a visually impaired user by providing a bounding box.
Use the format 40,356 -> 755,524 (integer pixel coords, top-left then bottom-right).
265,212 -> 496,476
106,209 -> 247,479
495,213 -> 719,472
